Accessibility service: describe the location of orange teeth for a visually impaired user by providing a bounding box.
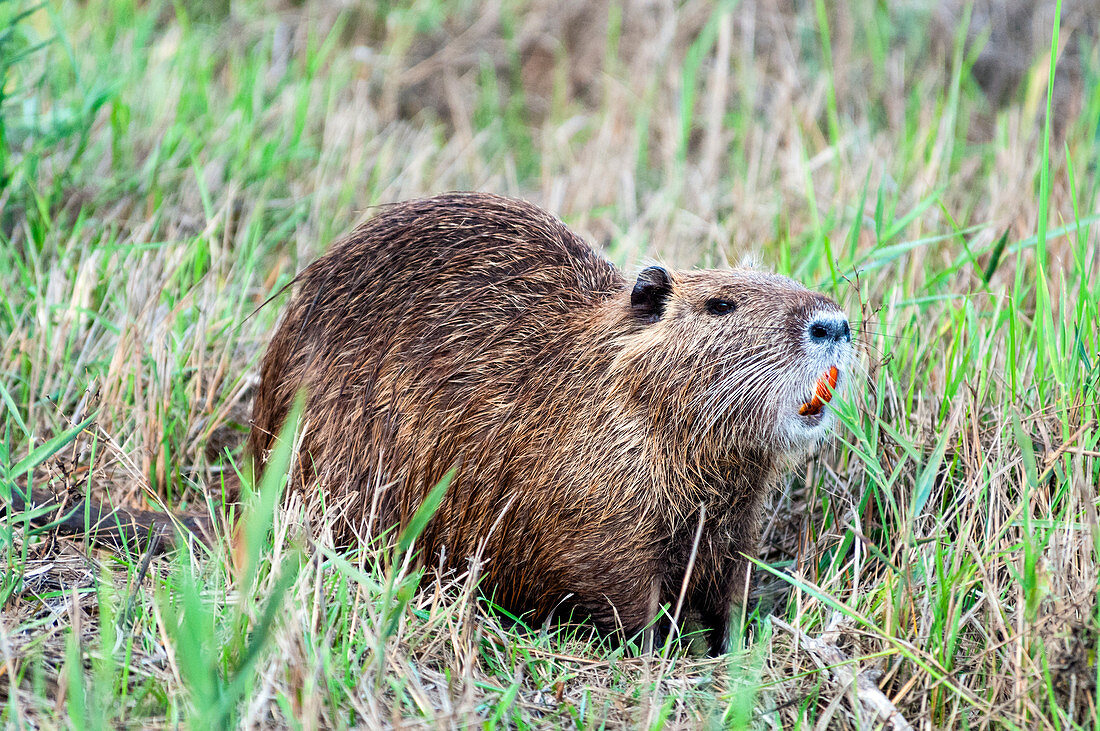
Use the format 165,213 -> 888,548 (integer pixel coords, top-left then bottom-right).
798,366 -> 839,417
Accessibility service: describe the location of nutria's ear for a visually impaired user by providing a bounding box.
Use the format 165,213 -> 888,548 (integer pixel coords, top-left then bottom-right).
631,266 -> 672,322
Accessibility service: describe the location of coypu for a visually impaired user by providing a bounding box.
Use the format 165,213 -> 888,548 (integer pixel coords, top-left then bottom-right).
8,192 -> 852,653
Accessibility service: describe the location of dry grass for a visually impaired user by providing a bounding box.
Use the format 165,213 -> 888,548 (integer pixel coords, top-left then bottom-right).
1,0 -> 1099,727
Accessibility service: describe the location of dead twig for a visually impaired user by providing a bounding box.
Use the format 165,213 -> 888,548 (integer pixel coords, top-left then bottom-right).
772,616 -> 914,731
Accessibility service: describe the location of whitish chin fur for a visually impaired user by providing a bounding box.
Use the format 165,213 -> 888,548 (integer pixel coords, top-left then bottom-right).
778,407 -> 836,457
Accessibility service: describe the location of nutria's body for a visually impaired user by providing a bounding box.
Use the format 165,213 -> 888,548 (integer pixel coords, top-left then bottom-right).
245,192 -> 852,650
9,192 -> 851,652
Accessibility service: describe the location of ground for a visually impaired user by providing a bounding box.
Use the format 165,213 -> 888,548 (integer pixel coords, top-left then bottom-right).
1,0 -> 1099,728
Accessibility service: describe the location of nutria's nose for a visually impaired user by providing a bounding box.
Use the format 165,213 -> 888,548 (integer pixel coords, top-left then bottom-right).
808,316 -> 851,344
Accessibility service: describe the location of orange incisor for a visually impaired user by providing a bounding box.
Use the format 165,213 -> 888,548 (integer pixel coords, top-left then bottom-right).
798,366 -> 839,416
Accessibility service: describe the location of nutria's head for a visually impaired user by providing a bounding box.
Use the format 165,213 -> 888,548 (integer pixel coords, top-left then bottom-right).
617,264 -> 852,464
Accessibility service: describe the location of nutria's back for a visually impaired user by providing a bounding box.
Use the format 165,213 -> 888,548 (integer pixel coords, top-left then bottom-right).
248,192 -> 852,652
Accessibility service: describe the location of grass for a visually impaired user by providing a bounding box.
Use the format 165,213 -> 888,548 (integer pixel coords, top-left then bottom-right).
1,0 -> 1099,727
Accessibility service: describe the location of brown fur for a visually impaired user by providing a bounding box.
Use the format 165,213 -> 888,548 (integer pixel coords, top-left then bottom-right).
7,192 -> 850,653
245,192 -> 848,651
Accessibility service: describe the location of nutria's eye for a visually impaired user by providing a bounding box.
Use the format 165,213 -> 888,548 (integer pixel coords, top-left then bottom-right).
705,299 -> 737,316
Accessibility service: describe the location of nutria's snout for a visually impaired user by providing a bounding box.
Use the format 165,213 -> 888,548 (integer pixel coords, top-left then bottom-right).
786,308 -> 853,447
807,314 -> 851,346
